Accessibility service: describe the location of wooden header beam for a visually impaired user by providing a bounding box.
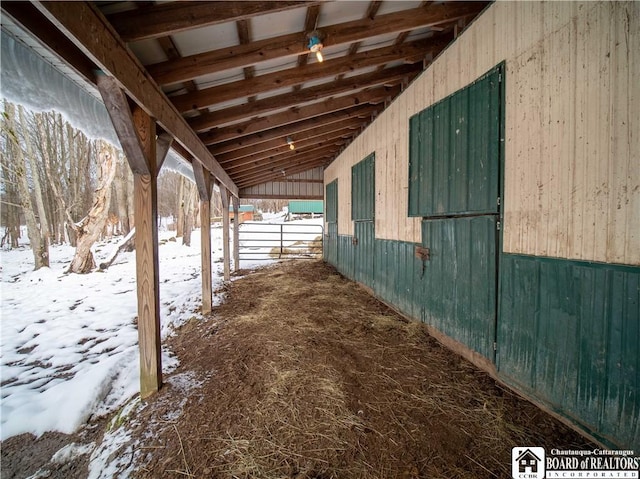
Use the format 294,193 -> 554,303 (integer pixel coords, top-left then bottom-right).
33,1 -> 238,197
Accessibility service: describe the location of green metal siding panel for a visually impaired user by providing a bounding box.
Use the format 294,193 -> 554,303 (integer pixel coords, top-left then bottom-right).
289,200 -> 324,214
337,235 -> 355,280
354,221 -> 374,288
325,181 -> 338,223
408,65 -> 502,217
374,239 -> 422,319
324,222 -> 338,266
498,254 -> 640,449
421,216 -> 497,360
351,153 -> 375,221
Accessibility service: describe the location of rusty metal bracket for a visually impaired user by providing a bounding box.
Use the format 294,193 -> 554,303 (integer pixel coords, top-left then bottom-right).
415,246 -> 430,261
352,236 -> 359,246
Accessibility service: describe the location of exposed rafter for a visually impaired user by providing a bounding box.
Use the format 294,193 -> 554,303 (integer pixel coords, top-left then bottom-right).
201,86 -> 396,146
171,37 -> 447,113
211,105 -> 380,155
146,2 -> 484,87
108,1 -> 318,42
190,63 -> 421,132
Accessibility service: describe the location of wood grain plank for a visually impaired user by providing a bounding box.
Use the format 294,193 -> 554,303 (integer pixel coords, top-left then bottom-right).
109,1 -> 317,42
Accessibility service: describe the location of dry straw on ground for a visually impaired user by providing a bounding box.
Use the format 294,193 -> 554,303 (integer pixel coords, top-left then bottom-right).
128,260 -> 592,479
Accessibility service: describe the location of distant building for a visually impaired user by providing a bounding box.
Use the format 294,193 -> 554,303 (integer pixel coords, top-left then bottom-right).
287,200 -> 323,220
229,204 -> 255,223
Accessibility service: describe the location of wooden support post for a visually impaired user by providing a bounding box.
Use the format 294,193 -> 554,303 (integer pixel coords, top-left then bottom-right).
97,75 -> 162,399
132,107 -> 162,399
232,195 -> 240,272
220,187 -> 231,281
193,161 -> 213,314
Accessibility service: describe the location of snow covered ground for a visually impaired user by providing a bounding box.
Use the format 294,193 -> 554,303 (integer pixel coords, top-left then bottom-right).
0,215 -> 324,445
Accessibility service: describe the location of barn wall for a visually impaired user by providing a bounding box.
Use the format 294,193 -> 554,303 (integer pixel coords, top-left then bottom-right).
324,1 -> 639,449
240,167 -> 323,199
325,1 -> 639,265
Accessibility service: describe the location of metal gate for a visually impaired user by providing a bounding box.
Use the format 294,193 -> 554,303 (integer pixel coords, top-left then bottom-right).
237,222 -> 324,261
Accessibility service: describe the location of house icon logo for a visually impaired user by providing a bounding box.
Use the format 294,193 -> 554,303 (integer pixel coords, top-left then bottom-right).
512,447 -> 545,479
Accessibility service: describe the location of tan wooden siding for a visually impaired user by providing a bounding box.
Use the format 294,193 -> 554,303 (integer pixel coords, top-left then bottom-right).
324,1 -> 639,265
240,167 -> 324,199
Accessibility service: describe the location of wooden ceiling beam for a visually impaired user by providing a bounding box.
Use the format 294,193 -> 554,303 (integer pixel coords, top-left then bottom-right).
171,37 -> 447,113
218,119 -> 366,166
293,4 -> 322,91
108,1 -> 318,42
211,105 -> 379,155
200,85 -> 398,142
147,2 -> 486,86
189,63 -> 421,132
33,1 -> 238,196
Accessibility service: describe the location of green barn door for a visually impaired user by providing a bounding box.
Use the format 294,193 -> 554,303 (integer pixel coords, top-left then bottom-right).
410,65 -> 503,362
352,154 -> 375,288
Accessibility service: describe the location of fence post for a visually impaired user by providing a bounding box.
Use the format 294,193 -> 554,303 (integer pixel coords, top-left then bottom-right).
280,224 -> 284,258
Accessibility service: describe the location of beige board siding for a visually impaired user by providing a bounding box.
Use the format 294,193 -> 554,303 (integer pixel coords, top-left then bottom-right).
241,167 -> 324,199
324,1 -> 639,265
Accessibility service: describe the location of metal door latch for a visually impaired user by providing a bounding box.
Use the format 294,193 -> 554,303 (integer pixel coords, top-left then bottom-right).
352,237 -> 359,246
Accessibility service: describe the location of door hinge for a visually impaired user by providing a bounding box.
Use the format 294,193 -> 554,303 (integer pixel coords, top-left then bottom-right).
496,221 -> 501,231
493,342 -> 497,351
497,196 -> 501,207
498,72 -> 502,82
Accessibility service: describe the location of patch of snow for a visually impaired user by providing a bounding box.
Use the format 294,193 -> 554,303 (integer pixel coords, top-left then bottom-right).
1,218 -> 317,450
51,442 -> 96,464
0,228 -> 224,441
87,422 -> 135,479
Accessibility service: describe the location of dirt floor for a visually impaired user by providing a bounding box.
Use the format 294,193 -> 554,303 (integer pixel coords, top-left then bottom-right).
2,260 -> 594,478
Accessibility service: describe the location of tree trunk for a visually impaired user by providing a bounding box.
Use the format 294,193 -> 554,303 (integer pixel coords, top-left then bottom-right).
68,141 -> 118,273
176,175 -> 185,238
20,108 -> 51,252
5,103 -> 48,269
115,154 -> 130,235
182,183 -> 196,247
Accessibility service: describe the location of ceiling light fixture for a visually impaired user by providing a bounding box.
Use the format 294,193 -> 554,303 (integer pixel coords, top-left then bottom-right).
286,136 -> 295,150
307,31 -> 324,63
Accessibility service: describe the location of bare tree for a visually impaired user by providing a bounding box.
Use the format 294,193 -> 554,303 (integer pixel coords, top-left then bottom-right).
182,180 -> 197,247
67,141 -> 117,273
112,151 -> 132,235
4,102 -> 49,269
0,111 -> 21,248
